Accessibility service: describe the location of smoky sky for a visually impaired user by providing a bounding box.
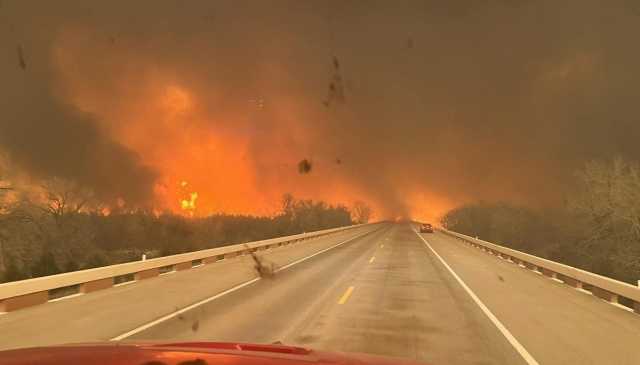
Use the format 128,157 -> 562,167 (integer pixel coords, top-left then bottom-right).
0,1 -> 158,204
1,0 -> 640,218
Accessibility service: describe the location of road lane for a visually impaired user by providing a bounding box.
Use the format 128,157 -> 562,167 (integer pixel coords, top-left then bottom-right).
8,223 -> 633,364
131,224 -> 526,365
126,224 -> 390,344
425,230 -> 640,365
0,224 -> 380,350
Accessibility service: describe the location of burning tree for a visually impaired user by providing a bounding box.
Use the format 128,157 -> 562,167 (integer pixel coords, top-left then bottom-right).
38,177 -> 96,227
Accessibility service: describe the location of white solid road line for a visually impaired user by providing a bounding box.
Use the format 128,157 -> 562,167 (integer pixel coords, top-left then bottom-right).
414,231 -> 540,365
111,227 -> 380,341
110,278 -> 260,341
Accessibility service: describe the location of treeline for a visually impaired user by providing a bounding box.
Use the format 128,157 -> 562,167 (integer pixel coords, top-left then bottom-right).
0,185 -> 364,283
441,158 -> 640,284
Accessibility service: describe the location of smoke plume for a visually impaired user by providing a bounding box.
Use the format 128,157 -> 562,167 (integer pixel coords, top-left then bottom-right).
1,1 -> 640,220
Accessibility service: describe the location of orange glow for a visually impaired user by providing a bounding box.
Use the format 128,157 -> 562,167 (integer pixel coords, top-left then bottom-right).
180,192 -> 198,216
48,28 -> 449,220
406,190 -> 457,226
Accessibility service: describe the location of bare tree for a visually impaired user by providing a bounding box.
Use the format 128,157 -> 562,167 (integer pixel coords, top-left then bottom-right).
352,201 -> 373,224
0,175 -> 31,274
281,193 -> 295,216
570,158 -> 640,243
38,178 -> 95,227
0,178 -> 11,272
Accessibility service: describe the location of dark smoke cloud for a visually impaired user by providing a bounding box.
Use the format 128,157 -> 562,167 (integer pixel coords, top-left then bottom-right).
0,85 -> 157,203
1,0 -> 640,218
0,4 -> 157,204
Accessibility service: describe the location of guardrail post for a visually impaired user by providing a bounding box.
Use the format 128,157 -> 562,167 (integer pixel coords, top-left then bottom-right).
203,256 -> 218,264
175,262 -> 192,271
135,268 -> 159,281
0,291 -> 48,312
81,278 -> 113,293
592,287 -> 619,304
541,268 -> 558,280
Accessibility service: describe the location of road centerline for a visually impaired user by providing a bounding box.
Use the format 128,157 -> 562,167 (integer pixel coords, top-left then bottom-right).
338,286 -> 355,304
109,226 -> 381,341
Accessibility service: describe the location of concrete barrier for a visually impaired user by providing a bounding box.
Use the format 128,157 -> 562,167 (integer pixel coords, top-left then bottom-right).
440,228 -> 640,314
0,223 -> 378,312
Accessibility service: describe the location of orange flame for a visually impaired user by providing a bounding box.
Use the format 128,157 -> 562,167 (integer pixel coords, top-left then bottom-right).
180,192 -> 198,210
179,180 -> 198,216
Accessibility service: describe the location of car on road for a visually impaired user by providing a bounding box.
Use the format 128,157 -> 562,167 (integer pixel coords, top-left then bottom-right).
0,342 -> 427,365
420,223 -> 434,233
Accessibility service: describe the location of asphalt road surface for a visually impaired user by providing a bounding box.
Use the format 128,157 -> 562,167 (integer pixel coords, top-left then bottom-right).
2,223 -> 640,365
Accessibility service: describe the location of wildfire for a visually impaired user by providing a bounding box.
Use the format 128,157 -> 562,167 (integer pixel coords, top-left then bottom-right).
181,192 -> 198,211
48,31 -> 452,221
179,181 -> 198,215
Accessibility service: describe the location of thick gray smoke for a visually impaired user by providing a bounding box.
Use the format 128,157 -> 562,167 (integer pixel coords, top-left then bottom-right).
0,2 -> 158,204
1,1 -> 640,218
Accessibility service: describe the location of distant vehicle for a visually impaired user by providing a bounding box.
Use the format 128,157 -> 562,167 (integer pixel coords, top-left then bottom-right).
420,223 -> 434,233
0,342 -> 426,365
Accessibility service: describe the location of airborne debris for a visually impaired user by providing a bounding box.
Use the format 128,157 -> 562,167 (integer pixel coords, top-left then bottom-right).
335,158 -> 342,165
191,319 -> 200,332
497,275 -> 504,282
298,159 -> 312,174
323,56 -> 345,107
16,45 -> 26,70
245,243 -> 276,278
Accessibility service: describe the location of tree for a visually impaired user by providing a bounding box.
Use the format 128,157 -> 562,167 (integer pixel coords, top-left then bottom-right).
31,251 -> 60,277
39,178 -> 95,227
64,257 -> 80,272
281,193 -> 295,217
0,173 -> 31,273
1,255 -> 26,282
440,158 -> 640,283
567,158 -> 640,281
570,158 -> 640,243
0,179 -> 11,272
352,201 -> 372,224
84,251 -> 109,269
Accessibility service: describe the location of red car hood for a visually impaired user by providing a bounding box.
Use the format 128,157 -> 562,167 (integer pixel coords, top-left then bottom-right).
0,341 -> 428,365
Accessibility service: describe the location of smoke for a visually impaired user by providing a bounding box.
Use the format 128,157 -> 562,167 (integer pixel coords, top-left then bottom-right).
1,1 -> 640,219
0,3 -> 158,204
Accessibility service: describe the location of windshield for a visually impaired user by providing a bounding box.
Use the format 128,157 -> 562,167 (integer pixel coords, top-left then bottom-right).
2,1 -> 640,365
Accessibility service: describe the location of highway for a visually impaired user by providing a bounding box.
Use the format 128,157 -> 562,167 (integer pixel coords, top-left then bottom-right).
2,223 -> 640,364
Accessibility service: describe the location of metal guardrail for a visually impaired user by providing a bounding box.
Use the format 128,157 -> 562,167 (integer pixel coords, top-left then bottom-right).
440,228 -> 640,314
0,223 -> 377,312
